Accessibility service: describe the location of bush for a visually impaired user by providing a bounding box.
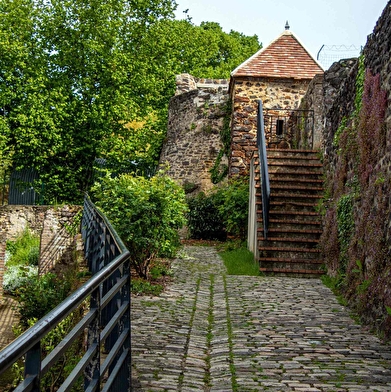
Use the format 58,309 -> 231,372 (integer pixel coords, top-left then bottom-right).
3,265 -> 38,295
186,192 -> 226,240
6,228 -> 40,267
17,273 -> 71,328
92,171 -> 188,279
186,179 -> 249,241
216,179 -> 249,240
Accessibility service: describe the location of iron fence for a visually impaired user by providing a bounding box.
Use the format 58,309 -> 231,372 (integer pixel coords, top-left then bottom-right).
0,195 -> 131,391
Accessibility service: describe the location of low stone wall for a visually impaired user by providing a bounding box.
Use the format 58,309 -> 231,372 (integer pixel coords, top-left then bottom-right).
0,205 -> 81,300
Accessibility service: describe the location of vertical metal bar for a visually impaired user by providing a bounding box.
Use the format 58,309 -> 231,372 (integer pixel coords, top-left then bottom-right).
85,286 -> 101,391
24,342 -> 41,392
257,100 -> 270,239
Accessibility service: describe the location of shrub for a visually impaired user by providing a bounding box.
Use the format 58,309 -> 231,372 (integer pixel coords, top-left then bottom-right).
92,171 -> 187,279
3,265 -> 38,295
6,228 -> 40,267
186,192 -> 226,240
186,179 -> 249,241
16,273 -> 71,328
216,179 -> 249,240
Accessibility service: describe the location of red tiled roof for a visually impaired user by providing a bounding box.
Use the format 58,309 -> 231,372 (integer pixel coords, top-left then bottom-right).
231,30 -> 324,79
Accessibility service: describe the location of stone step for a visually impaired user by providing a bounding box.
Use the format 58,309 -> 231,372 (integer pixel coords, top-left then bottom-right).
258,227 -> 322,239
254,148 -> 324,276
259,257 -> 324,275
267,154 -> 320,162
268,177 -> 324,184
270,184 -> 324,193
259,256 -> 324,264
264,217 -> 322,226
259,267 -> 324,277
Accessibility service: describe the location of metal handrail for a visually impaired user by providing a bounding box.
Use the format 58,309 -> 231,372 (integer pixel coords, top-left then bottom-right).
0,195 -> 131,391
257,100 -> 270,239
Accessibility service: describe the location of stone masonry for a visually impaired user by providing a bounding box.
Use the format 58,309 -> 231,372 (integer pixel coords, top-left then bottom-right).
159,74 -> 229,193
229,77 -> 311,175
131,246 -> 391,391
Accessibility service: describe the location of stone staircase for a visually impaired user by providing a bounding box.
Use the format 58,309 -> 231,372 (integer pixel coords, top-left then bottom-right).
255,149 -> 324,276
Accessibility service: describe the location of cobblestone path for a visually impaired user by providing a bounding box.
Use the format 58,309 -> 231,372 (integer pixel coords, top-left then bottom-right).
131,246 -> 391,391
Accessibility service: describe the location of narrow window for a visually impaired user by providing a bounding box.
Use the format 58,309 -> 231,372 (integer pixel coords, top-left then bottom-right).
276,119 -> 284,136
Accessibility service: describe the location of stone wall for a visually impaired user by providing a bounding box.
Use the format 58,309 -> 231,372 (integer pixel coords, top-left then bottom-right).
318,2 -> 391,339
298,59 -> 358,152
296,74 -> 324,149
229,77 -> 311,175
159,74 -> 229,193
0,205 -> 81,300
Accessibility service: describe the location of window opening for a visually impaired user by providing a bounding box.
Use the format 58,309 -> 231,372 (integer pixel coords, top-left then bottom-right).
276,119 -> 284,136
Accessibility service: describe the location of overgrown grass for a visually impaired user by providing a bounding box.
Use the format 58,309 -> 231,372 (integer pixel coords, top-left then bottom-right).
218,244 -> 260,276
131,279 -> 164,296
6,228 -> 40,267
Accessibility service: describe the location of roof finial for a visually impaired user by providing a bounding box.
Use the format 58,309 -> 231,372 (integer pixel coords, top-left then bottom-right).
285,20 -> 290,30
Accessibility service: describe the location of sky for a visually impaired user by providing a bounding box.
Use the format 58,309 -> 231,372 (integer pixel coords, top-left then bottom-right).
174,0 -> 388,69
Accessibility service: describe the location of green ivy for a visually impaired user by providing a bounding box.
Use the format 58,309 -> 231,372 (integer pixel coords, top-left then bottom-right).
354,54 -> 365,116
210,99 -> 232,184
210,150 -> 228,184
336,194 -> 354,273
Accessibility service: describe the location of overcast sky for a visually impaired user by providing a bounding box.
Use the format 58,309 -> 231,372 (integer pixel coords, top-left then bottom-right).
174,0 -> 388,69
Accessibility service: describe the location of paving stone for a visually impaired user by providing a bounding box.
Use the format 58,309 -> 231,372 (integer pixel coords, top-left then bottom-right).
131,245 -> 391,391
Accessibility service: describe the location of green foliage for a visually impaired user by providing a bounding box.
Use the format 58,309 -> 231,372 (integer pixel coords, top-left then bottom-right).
16,272 -> 71,328
92,171 -> 187,279
186,180 -> 249,241
3,265 -> 38,295
3,228 -> 40,294
321,58 -> 391,340
131,279 -> 164,296
12,312 -> 84,391
182,181 -> 199,194
218,243 -> 259,276
216,179 -> 249,239
354,54 -> 365,115
149,260 -> 173,280
144,19 -> 261,79
333,116 -> 348,148
186,192 -> 226,241
5,228 -> 40,267
336,194 -> 354,252
210,150 -> 228,184
0,0 -> 260,204
210,99 -> 232,184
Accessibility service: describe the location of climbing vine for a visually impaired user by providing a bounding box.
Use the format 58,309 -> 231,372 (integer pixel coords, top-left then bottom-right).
209,99 -> 232,184
320,54 -> 391,339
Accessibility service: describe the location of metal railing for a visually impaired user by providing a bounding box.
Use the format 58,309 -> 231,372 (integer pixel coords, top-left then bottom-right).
0,195 -> 131,392
257,100 -> 270,239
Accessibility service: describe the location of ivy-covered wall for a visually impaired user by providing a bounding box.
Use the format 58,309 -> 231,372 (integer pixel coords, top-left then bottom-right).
319,2 -> 391,340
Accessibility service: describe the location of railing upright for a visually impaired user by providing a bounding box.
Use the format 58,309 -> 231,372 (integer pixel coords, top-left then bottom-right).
0,195 -> 131,392
257,100 -> 270,239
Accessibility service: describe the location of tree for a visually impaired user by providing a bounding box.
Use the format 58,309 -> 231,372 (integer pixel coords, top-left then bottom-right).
0,1 -> 261,203
141,19 -> 261,79
0,0 -> 177,203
